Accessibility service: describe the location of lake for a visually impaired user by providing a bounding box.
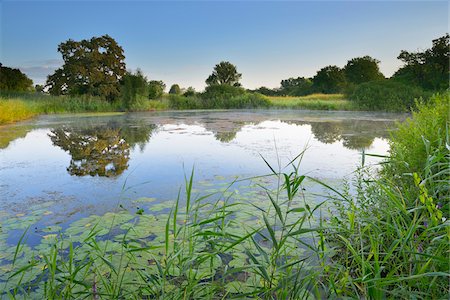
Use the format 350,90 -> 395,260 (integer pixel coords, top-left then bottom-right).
0,110 -> 404,249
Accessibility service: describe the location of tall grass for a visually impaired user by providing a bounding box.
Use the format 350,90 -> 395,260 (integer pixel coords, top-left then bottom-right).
0,99 -> 38,125
267,94 -> 354,110
0,92 -> 169,125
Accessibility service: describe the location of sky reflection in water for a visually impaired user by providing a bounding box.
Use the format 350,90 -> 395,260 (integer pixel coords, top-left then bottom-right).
0,110 -> 404,238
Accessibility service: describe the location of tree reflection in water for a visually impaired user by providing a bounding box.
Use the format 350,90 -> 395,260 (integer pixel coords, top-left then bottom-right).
49,122 -> 155,177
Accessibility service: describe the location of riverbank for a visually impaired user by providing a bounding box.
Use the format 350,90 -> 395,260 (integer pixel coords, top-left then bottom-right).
0,93 -> 353,125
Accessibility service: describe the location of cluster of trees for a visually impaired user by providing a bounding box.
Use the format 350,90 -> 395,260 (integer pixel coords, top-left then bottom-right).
253,34 -> 448,104
251,55 -> 385,96
121,70 -> 166,108
0,63 -> 33,92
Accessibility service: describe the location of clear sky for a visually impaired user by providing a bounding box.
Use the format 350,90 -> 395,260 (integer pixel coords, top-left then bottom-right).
1,0 -> 448,91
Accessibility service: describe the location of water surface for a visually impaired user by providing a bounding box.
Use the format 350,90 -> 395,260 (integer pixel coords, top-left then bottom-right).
0,110 -> 404,245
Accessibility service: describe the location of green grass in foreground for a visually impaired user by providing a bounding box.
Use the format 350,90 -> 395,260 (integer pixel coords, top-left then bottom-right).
267,93 -> 355,110
1,93 -> 448,299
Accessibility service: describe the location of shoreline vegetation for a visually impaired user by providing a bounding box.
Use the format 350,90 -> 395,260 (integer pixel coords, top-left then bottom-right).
1,34 -> 447,125
1,93 -> 448,299
0,92 -> 354,126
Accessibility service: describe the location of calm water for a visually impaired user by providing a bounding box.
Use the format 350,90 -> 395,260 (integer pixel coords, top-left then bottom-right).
0,110 -> 404,245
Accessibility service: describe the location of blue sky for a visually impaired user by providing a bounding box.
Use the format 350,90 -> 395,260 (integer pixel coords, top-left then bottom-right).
1,1 -> 448,90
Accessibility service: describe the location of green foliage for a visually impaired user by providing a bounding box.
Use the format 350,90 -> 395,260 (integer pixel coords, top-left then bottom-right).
386,93 -> 449,202
0,64 -> 33,92
348,80 -> 431,111
120,70 -> 148,109
202,84 -> 246,100
45,35 -> 126,101
168,84 -> 181,95
168,91 -> 271,109
249,86 -> 280,96
267,94 -> 354,111
205,61 -> 242,87
148,80 -> 165,99
183,86 -> 196,97
344,56 -> 385,84
0,99 -> 37,124
201,85 -> 271,109
167,94 -> 201,109
280,77 -> 313,96
324,94 -> 449,298
394,34 -> 449,91
312,65 -> 347,94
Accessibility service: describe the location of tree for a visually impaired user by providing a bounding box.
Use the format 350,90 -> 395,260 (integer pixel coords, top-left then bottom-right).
45,35 -> 126,101
169,84 -> 181,94
148,80 -> 165,99
120,69 -> 148,108
35,85 -> 44,93
344,56 -> 384,85
0,63 -> 33,91
206,61 -> 242,86
312,65 -> 347,94
280,77 -> 313,96
394,34 -> 449,90
183,87 -> 196,97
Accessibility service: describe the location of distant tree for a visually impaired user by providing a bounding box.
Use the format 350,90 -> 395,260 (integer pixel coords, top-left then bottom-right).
0,63 -> 33,91
206,61 -> 242,86
148,80 -> 165,99
312,65 -> 347,94
344,56 -> 385,85
280,77 -> 313,96
169,84 -> 181,94
183,86 -> 196,97
45,35 -> 126,101
250,86 -> 279,96
394,33 -> 449,90
35,84 -> 44,93
120,69 -> 148,108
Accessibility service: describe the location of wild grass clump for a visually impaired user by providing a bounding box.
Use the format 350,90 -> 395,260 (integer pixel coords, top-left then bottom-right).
348,80 -> 432,111
267,94 -> 354,111
0,99 -> 37,125
322,92 -> 449,298
167,85 -> 272,110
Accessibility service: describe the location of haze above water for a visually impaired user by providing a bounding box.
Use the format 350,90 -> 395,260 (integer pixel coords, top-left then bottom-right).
0,110 -> 404,240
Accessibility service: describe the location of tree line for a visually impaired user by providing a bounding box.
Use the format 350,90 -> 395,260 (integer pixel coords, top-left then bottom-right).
1,33 -> 448,111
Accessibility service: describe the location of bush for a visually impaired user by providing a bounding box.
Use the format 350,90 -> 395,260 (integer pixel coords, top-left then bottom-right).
348,80 -> 431,111
167,94 -> 201,109
200,85 -> 271,109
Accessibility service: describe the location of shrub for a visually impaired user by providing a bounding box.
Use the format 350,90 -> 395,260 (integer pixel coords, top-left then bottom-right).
167,94 -> 201,109
348,80 -> 431,111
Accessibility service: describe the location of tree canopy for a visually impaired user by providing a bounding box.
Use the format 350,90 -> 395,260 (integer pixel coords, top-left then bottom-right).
120,69 -> 148,108
148,80 -> 166,99
46,35 -> 126,101
206,61 -> 242,87
344,56 -> 384,85
280,77 -> 313,96
169,84 -> 181,94
0,63 -> 33,92
312,65 -> 347,94
394,33 -> 449,90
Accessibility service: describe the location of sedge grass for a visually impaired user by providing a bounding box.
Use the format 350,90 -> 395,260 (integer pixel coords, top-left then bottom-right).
267,94 -> 355,111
